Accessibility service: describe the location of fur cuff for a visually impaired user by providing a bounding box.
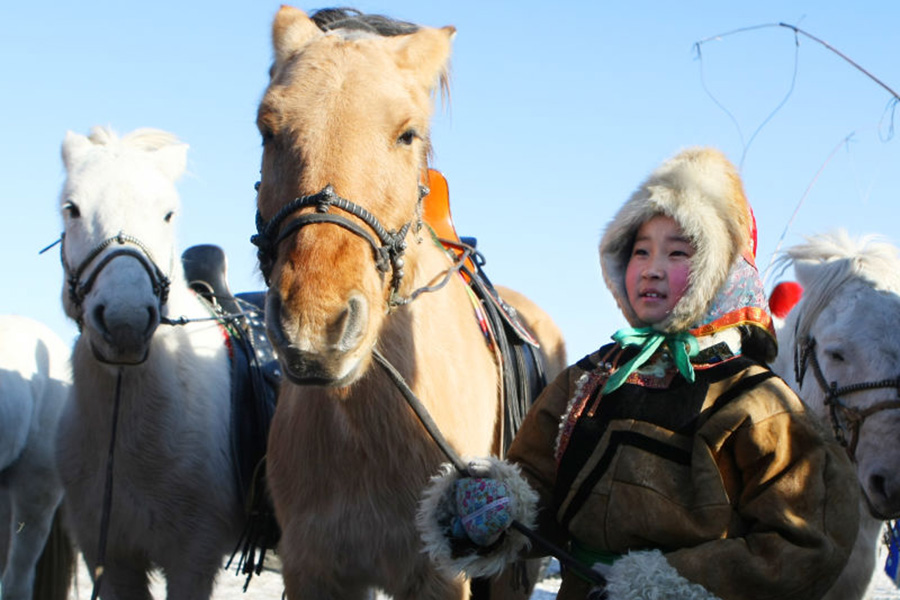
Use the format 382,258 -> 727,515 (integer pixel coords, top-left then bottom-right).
605,549 -> 721,600
416,456 -> 539,578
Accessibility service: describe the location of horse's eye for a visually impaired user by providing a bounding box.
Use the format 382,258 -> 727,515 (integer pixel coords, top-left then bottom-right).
63,200 -> 81,218
397,129 -> 418,146
164,211 -> 175,223
259,126 -> 275,147
826,349 -> 846,363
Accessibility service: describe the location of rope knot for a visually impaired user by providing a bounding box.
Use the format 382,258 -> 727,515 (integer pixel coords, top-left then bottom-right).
316,185 -> 336,213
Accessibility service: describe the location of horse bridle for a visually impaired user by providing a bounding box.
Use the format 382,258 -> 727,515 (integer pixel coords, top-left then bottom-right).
795,336 -> 900,460
249,180 -> 610,588
60,231 -> 171,326
251,183 -> 428,307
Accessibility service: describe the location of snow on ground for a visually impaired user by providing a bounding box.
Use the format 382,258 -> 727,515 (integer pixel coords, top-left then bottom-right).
67,554 -> 900,599
66,554 -> 557,599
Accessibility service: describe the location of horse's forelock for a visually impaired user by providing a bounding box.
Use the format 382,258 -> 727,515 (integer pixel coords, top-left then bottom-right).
121,128 -> 183,152
86,125 -> 119,147
311,8 -> 420,37
780,230 -> 900,342
274,8 -> 450,162
792,258 -> 856,345
84,125 -> 182,154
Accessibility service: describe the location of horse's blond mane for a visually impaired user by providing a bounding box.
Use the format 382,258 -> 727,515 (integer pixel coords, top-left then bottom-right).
87,125 -> 182,152
776,230 -> 900,342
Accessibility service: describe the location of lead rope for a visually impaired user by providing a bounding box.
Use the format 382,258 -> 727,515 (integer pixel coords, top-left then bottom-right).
370,348 -> 607,589
91,368 -> 124,600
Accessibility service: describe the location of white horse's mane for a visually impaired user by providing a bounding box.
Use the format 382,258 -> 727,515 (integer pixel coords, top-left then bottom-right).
775,230 -> 900,344
87,125 -> 181,152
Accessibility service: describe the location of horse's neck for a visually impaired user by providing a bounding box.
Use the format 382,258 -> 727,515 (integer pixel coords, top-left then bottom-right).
310,238 -> 500,451
405,234 -> 474,306
164,263 -> 210,317
851,506 -> 884,596
771,309 -> 802,387
859,508 -> 884,545
163,264 -> 227,319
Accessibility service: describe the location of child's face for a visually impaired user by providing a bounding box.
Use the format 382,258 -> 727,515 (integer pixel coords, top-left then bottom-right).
625,214 -> 695,325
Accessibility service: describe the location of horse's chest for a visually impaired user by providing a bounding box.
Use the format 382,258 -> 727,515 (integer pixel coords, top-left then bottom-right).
60,385 -> 233,502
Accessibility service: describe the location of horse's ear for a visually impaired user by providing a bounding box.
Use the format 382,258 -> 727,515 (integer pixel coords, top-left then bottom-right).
392,26 -> 456,88
792,260 -> 819,288
61,130 -> 94,171
152,142 -> 189,181
272,5 -> 320,67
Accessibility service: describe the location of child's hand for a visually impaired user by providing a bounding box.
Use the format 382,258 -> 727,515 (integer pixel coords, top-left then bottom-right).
451,477 -> 513,546
418,456 -> 538,577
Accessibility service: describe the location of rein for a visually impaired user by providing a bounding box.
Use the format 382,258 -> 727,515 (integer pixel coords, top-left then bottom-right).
796,336 -> 900,460
253,178 -> 596,582
91,369 -> 124,600
251,184 -> 428,306
371,348 -> 607,589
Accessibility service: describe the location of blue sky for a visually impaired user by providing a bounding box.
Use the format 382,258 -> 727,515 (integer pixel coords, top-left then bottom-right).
2,1 -> 898,361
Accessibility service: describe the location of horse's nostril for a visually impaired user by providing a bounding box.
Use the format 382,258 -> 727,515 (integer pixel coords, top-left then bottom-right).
282,345 -> 305,375
145,306 -> 159,338
92,305 -> 109,338
870,474 -> 887,500
336,293 -> 367,352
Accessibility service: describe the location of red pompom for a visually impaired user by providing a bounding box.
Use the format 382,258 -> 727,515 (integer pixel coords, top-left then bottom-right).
769,281 -> 804,319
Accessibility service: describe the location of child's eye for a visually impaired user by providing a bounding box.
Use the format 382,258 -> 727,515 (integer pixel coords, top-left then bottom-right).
632,248 -> 649,257
669,244 -> 694,258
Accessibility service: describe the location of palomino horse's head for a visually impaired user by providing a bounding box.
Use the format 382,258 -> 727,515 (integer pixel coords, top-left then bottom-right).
778,231 -> 900,519
253,7 -> 454,387
59,126 -> 188,365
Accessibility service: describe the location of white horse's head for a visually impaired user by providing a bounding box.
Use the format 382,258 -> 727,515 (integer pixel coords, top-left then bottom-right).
773,230 -> 900,519
59,126 -> 188,365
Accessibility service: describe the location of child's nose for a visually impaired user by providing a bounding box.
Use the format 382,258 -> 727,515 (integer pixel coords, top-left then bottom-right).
643,259 -> 664,278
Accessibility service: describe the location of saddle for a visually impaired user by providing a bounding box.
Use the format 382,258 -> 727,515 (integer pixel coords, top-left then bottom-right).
422,169 -> 547,450
180,244 -> 280,585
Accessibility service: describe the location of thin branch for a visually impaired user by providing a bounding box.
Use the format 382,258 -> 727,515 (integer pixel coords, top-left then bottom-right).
761,133 -> 855,285
777,22 -> 900,101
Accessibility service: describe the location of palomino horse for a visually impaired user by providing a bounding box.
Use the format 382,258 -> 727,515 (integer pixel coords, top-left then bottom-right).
254,7 -> 566,599
55,126 -> 277,599
0,315 -> 72,600
770,230 -> 900,600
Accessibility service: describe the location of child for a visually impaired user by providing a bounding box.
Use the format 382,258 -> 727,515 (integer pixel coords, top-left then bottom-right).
418,148 -> 860,599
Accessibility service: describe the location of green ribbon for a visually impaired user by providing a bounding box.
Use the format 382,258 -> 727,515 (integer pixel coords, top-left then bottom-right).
601,326 -> 700,394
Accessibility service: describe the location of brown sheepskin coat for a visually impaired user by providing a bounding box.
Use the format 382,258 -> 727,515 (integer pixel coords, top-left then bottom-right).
507,343 -> 860,600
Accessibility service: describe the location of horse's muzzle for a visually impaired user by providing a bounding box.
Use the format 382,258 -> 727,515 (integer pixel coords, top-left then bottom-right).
264,291 -> 367,388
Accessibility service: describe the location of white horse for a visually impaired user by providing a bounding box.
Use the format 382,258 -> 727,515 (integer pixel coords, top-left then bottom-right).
770,230 -> 900,600
55,126 -> 275,599
0,314 -> 71,600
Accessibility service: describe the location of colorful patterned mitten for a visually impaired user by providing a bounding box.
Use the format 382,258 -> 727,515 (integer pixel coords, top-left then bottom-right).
452,477 -> 512,546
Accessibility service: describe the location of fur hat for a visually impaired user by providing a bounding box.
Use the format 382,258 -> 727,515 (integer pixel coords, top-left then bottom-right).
600,148 -> 775,357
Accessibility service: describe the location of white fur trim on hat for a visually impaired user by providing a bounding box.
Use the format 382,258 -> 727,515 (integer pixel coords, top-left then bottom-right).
600,148 -> 752,333
605,549 -> 721,600
416,456 -> 539,578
